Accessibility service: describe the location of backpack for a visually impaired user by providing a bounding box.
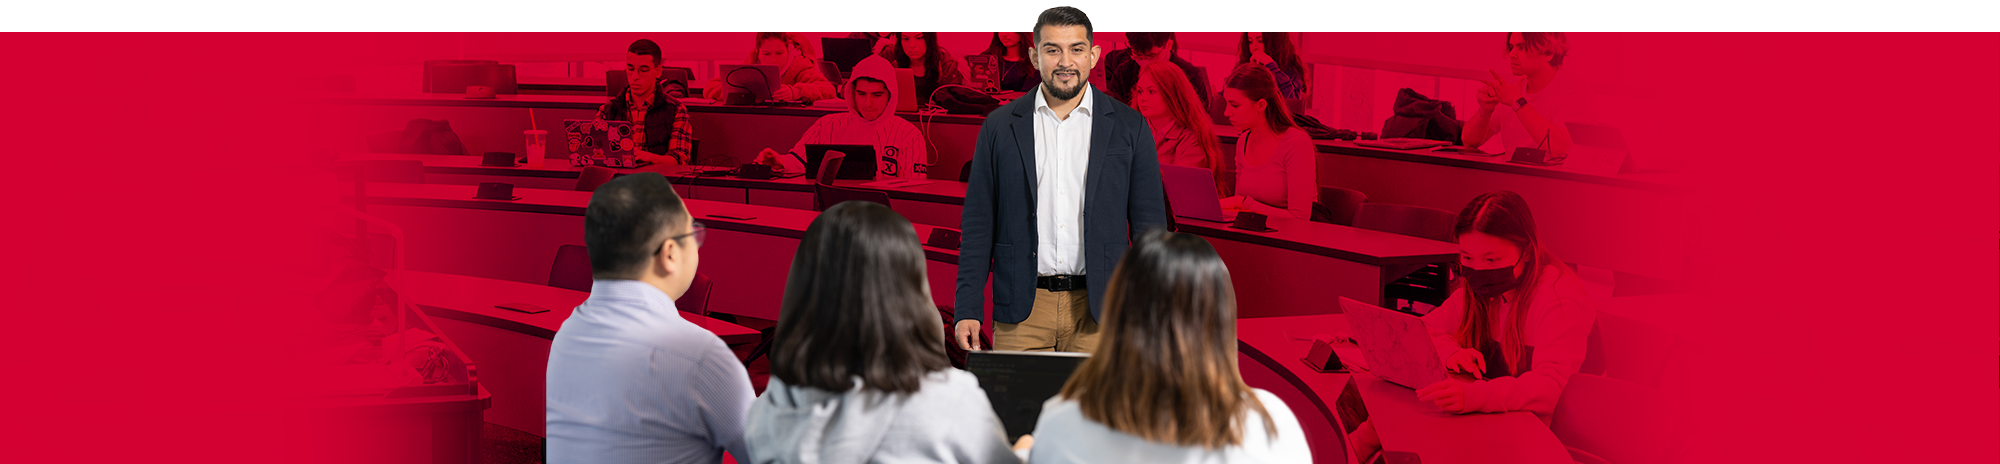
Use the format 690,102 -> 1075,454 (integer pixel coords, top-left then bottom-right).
929,85 -> 1004,115
1381,88 -> 1464,145
397,119 -> 469,156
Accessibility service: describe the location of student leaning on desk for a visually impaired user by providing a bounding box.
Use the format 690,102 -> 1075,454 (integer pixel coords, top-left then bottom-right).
752,55 -> 930,180
703,32 -> 837,103
1414,191 -> 1595,424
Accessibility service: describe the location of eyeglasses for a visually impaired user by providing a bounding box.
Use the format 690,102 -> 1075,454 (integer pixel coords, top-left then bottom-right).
657,220 -> 707,254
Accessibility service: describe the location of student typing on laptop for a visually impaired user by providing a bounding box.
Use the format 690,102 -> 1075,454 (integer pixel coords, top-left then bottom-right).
1218,63 -> 1316,220
1021,229 -> 1310,463
702,32 -> 836,103
598,39 -> 691,166
1415,191 -> 1594,424
751,55 -> 931,180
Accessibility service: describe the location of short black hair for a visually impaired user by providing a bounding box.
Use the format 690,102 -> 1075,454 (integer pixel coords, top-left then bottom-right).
583,172 -> 688,279
769,201 -> 950,394
1033,6 -> 1093,46
628,39 -> 663,65
1128,11 -> 1168,51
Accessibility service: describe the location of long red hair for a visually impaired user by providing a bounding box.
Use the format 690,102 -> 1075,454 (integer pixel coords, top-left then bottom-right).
1138,60 -> 1223,170
1224,63 -> 1294,133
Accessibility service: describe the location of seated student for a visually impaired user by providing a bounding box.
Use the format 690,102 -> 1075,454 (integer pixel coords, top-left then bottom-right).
1024,229 -> 1312,463
547,173 -> 751,464
1462,32 -> 1597,160
114,0 -> 150,32
848,0 -> 904,54
598,39 -> 691,165
745,201 -> 1025,464
1416,191 -> 1594,424
878,32 -> 965,104
752,56 -> 930,180
705,32 -> 836,103
979,32 -> 1042,92
1104,32 -> 1211,109
1128,60 -> 1230,196
1237,33 -> 1307,101
1219,63 -> 1317,220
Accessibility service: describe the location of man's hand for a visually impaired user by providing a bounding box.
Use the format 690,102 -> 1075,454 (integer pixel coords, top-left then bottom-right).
636,150 -> 680,166
954,319 -> 983,351
1475,85 -> 1500,115
773,85 -> 799,101
1477,69 -> 1523,109
1012,434 -> 1034,453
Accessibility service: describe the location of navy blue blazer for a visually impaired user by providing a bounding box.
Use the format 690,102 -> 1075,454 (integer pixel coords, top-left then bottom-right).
953,87 -> 1169,325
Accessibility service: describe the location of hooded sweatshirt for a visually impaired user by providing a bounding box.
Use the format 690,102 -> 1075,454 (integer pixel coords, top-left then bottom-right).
744,369 -> 1021,464
774,56 -> 931,180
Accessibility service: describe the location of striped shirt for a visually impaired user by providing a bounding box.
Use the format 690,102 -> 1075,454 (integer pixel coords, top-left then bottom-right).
546,280 -> 753,464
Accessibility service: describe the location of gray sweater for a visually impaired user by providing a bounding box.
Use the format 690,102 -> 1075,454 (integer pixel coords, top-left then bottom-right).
745,369 -> 1021,464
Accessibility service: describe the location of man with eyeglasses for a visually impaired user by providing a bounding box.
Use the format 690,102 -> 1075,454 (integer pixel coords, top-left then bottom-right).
1103,32 -> 1211,109
546,172 -> 747,464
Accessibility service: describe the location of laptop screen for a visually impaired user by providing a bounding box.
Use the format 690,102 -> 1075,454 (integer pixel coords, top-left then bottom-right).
966,351 -> 1089,441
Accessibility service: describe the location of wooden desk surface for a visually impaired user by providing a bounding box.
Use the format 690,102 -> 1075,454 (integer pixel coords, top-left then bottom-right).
1237,315 -> 1572,464
391,269 -> 760,345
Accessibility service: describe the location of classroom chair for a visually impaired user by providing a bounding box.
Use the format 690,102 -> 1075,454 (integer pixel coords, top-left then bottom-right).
959,160 -> 973,183
547,244 -> 593,292
1309,186 -> 1368,226
676,273 -> 714,317
1551,373 -> 1688,464
574,166 -> 615,192
1580,309 -> 1685,391
817,60 -> 844,91
1353,203 -> 1458,310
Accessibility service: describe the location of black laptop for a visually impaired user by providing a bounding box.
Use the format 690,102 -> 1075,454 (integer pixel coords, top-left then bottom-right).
803,144 -> 879,181
966,351 -> 1090,441
820,37 -> 874,77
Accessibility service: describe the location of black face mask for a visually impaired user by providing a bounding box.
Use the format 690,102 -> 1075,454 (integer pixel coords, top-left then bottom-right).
1464,265 -> 1521,299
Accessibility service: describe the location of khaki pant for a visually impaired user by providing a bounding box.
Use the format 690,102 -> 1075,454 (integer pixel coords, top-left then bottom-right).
993,288 -> 1101,353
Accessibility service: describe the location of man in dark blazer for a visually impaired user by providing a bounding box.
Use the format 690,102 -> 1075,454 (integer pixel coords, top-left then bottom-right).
953,6 -> 1168,353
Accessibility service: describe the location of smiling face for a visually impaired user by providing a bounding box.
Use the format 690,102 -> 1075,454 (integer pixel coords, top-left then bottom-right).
1457,231 -> 1524,272
898,33 -> 928,59
1032,24 -> 1099,102
755,38 -> 789,66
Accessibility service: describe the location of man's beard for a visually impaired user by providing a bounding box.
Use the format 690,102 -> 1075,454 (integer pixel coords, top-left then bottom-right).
1041,69 -> 1085,100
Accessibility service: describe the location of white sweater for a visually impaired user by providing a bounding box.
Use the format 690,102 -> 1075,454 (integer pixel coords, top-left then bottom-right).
1025,389 -> 1312,464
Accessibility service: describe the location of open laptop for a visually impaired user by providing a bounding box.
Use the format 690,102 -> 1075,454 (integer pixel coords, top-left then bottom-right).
562,119 -> 635,168
966,351 -> 1090,441
1160,165 -> 1234,223
964,55 -> 1001,93
1339,297 -> 1448,389
803,144 -> 879,181
716,64 -> 780,104
820,38 -> 873,77
894,68 -> 920,113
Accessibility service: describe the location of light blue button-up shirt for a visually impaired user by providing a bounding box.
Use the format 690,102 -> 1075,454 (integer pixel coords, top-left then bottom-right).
547,279 -> 753,464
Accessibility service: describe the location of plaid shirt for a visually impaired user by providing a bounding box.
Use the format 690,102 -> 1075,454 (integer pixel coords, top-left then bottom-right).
597,87 -> 693,164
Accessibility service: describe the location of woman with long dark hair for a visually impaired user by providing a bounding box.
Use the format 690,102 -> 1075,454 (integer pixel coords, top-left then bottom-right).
745,201 -> 1022,463
1128,60 -> 1230,196
882,32 -> 966,104
703,32 -> 835,102
1237,32 -> 1307,100
1023,229 -> 1310,462
1220,63 -> 1316,220
1415,191 -> 1595,424
980,32 -> 1041,92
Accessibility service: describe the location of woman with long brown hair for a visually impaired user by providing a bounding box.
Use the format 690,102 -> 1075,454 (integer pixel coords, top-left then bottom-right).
1415,191 -> 1595,424
1129,60 -> 1231,196
880,32 -> 965,103
980,32 -> 1041,92
1220,63 -> 1316,220
1024,229 -> 1310,463
745,201 -> 1023,463
1237,32 -> 1307,100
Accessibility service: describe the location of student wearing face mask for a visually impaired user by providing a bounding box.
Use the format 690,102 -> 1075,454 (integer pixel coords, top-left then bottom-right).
705,32 -> 836,103
752,56 -> 930,180
116,1 -> 153,32
1415,191 -> 1595,425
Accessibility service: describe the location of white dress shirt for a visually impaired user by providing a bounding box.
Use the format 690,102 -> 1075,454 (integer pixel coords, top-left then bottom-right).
1033,85 -> 1094,276
546,280 -> 754,464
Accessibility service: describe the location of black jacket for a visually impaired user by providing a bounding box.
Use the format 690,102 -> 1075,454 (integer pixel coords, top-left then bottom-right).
954,87 -> 1169,325
597,86 -> 685,162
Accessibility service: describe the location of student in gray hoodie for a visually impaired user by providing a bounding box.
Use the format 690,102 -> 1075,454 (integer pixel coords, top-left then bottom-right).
745,201 -> 1024,464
